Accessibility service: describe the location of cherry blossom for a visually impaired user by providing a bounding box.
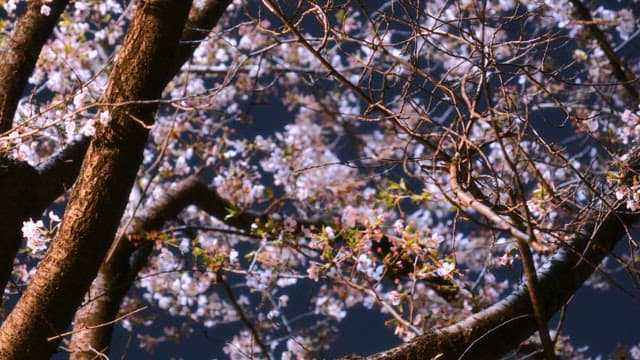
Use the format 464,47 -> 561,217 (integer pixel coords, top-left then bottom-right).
1,0 -> 640,358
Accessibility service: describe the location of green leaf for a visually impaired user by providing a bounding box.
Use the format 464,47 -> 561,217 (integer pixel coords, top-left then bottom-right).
224,206 -> 241,220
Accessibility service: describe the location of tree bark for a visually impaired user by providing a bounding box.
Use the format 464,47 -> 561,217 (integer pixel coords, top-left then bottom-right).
65,1 -> 232,357
0,136 -> 90,297
0,0 -> 233,297
68,176 -> 264,358
69,176 -> 205,359
0,0 -> 70,132
0,1 -> 192,358
0,0 -> 75,297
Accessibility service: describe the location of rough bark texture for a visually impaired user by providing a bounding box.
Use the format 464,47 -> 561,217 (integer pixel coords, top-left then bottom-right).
355,203 -> 635,359
35,136 -> 92,206
0,136 -> 90,296
69,176 -> 205,359
0,0 -> 76,296
0,1 -> 192,358
0,0 -> 232,296
65,1 -> 232,357
0,0 -> 70,132
68,176 -> 261,358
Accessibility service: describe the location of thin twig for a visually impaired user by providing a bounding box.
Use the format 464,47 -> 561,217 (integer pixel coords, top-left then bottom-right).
336,276 -> 423,336
47,306 -> 148,343
219,274 -> 272,359
449,156 -> 556,359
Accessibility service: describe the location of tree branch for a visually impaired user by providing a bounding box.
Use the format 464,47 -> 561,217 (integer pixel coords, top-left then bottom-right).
219,274 -> 273,359
171,0 -> 232,77
68,175 -> 205,359
0,136 -> 90,296
0,0 -> 71,132
0,1 -> 193,357
67,172 -> 273,356
35,136 -> 92,206
351,170 -> 637,359
0,158 -> 44,295
569,0 -> 640,104
0,0 -> 233,301
450,156 -> 556,359
64,2 -> 235,355
0,0 -> 78,297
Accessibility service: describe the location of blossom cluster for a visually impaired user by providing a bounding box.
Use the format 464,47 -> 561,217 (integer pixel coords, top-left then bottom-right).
2,0 -> 639,357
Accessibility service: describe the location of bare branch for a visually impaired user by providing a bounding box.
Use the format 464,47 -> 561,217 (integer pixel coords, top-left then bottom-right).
449,155 -> 556,359
569,0 -> 640,104
220,274 -> 273,359
0,0 -> 234,301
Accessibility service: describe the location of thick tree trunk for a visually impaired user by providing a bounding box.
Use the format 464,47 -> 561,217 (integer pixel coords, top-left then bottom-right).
0,1 -> 191,358
0,0 -> 232,296
65,1 -> 232,357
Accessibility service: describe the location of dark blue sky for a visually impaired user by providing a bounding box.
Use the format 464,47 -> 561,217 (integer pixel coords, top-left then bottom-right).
44,0 -> 640,358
